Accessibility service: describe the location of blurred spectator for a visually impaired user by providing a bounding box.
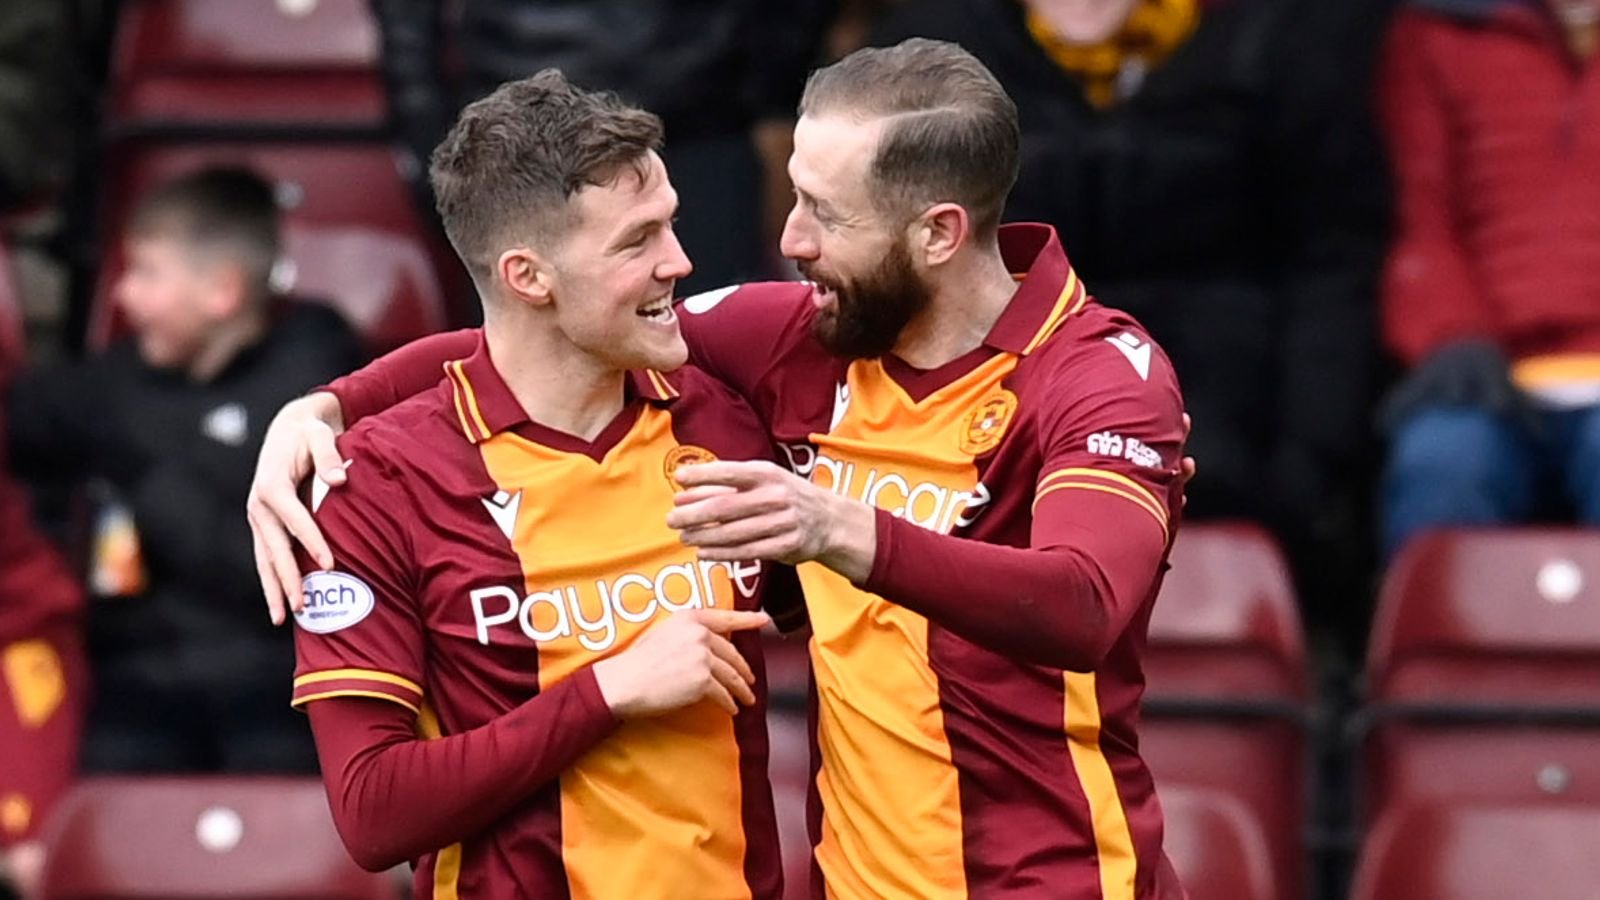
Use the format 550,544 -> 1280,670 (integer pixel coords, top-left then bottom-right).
871,0 -> 1390,632
1378,0 -> 1600,557
368,0 -> 835,293
3,167 -> 363,774
0,0 -> 70,211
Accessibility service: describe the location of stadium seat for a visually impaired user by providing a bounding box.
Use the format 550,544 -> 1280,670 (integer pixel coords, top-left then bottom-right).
92,143 -> 457,354
40,775 -> 396,899
1145,522 -> 1307,702
1349,802 -> 1600,900
0,243 -> 23,380
108,0 -> 385,133
1140,523 -> 1308,900
1158,784 -> 1276,900
1359,529 -> 1600,822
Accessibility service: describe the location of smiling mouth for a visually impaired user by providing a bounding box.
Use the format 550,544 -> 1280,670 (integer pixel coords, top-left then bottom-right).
812,282 -> 840,312
637,295 -> 676,324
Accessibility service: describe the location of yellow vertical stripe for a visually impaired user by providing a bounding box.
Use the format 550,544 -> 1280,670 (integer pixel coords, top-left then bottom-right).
476,416 -> 751,898
432,845 -> 462,900
1022,269 -> 1082,354
1064,672 -> 1136,899
446,365 -> 476,441
645,369 -> 678,398
452,360 -> 493,441
416,705 -> 462,900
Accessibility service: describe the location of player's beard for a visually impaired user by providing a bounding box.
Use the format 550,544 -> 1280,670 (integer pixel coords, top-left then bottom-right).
805,238 -> 932,360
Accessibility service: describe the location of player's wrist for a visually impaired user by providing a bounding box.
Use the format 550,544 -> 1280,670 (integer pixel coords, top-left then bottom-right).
817,494 -> 877,583
306,390 -> 346,433
591,656 -> 644,718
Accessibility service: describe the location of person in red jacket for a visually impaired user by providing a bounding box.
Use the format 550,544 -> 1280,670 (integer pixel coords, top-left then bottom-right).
1378,0 -> 1600,557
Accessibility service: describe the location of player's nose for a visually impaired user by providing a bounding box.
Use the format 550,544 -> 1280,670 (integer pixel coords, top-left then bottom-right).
658,226 -> 693,282
779,206 -> 818,262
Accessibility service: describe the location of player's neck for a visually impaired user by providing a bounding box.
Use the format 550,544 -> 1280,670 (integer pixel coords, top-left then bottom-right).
891,247 -> 1016,369
485,324 -> 626,442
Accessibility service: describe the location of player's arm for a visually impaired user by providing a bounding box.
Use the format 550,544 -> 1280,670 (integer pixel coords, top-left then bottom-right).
308,681 -> 613,871
324,328 -> 479,424
677,281 -> 813,403
291,450 -> 608,869
248,329 -> 478,620
670,367 -> 1184,671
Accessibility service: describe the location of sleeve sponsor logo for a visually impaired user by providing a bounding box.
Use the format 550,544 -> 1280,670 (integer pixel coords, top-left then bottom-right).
295,571 -> 377,634
1087,431 -> 1161,468
829,382 -> 852,432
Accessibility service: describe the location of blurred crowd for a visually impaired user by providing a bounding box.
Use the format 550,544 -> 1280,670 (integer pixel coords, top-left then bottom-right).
1,0 -> 1597,896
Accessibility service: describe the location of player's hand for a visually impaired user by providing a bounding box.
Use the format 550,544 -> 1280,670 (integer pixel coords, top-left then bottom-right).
1180,413 -> 1197,507
593,609 -> 770,717
246,392 -> 347,625
667,460 -> 877,582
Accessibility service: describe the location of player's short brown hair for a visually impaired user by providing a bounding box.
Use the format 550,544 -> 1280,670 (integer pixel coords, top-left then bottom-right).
799,39 -> 1019,239
430,69 -> 665,281
127,166 -> 281,296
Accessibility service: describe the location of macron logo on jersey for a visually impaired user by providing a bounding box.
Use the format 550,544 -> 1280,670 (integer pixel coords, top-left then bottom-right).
681,285 -> 738,315
481,490 -> 521,541
1106,332 -> 1152,381
830,382 -> 851,432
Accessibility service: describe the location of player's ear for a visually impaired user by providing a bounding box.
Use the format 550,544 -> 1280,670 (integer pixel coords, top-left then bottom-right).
496,245 -> 555,309
914,202 -> 968,268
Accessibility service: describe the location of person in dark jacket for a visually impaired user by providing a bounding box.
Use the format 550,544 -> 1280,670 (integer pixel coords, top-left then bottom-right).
1377,0 -> 1600,558
4,167 -> 364,773
872,0 -> 1392,635
368,0 -> 836,295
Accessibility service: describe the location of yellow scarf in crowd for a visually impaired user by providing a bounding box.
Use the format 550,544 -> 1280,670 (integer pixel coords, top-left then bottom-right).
1026,0 -> 1200,109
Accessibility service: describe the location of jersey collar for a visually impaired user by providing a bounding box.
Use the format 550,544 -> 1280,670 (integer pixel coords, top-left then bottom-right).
983,223 -> 1091,356
442,331 -> 679,444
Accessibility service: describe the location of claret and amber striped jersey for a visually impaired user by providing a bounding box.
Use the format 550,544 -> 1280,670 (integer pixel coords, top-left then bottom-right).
291,335 -> 785,899
681,223 -> 1188,899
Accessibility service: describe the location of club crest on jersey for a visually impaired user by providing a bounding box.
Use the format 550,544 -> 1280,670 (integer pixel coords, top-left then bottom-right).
664,445 -> 718,490
959,390 -> 1018,456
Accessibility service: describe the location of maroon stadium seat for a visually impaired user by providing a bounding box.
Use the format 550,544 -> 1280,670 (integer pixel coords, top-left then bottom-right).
1145,522 -> 1306,702
108,0 -> 385,131
92,143 -> 456,354
41,776 -> 396,899
0,243 -> 22,380
1349,803 -> 1600,900
1140,523 -> 1307,900
1158,784 -> 1276,900
1361,529 -> 1600,822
